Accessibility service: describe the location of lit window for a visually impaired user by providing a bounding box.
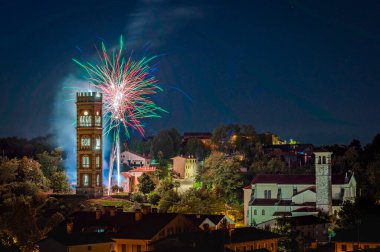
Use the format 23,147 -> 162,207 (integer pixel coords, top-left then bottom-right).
82,156 -> 90,168
96,174 -> 100,186
80,111 -> 92,127
95,112 -> 101,126
96,156 -> 100,168
83,174 -> 89,187
81,137 -> 91,148
95,136 -> 101,149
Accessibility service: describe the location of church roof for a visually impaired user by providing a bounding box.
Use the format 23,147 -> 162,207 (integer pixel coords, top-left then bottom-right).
250,174 -> 348,185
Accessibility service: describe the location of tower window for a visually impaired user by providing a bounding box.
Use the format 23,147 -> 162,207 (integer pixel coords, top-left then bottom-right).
95,111 -> 101,126
80,111 -> 92,127
82,155 -> 90,168
83,174 -> 89,187
81,136 -> 91,148
95,136 -> 101,150
96,155 -> 100,168
322,156 -> 326,164
318,156 -> 321,164
96,174 -> 100,186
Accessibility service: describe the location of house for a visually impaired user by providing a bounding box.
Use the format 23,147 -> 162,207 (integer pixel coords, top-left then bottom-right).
216,227 -> 283,252
120,150 -> 151,168
121,166 -> 156,193
333,225 -> 380,252
38,207 -> 238,252
243,151 -> 357,227
149,227 -> 282,252
171,156 -> 197,179
184,214 -> 235,230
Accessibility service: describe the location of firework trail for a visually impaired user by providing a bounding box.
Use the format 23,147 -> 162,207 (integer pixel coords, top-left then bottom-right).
73,36 -> 165,192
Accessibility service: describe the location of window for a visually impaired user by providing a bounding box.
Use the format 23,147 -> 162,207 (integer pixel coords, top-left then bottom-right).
80,111 -> 92,127
318,156 -> 321,164
262,209 -> 265,215
95,111 -> 101,126
268,190 -> 271,199
96,174 -> 100,186
264,190 -> 267,198
87,245 -> 92,250
121,244 -> 126,252
277,188 -> 282,199
341,244 -> 347,251
96,155 -> 100,168
353,245 -> 359,251
83,174 -> 89,187
95,136 -> 101,149
81,136 -> 91,148
82,155 -> 90,168
254,209 -> 257,215
322,156 -> 326,164
136,245 -> 141,252
293,187 -> 297,195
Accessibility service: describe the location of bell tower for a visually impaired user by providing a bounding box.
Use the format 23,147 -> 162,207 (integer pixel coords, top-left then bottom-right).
76,92 -> 103,197
314,150 -> 332,214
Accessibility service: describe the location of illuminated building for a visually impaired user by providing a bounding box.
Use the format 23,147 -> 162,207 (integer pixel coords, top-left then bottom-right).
76,92 -> 103,197
243,151 -> 357,229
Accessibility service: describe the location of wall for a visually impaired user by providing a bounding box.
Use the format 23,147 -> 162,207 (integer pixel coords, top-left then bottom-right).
172,156 -> 186,179
334,242 -> 380,252
69,243 -> 114,252
224,239 -> 279,252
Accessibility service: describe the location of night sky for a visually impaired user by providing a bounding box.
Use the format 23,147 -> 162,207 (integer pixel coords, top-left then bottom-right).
1,0 -> 380,145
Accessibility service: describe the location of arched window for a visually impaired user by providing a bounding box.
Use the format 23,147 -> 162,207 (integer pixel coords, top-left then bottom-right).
83,174 -> 89,187
95,111 -> 101,126
82,155 -> 90,168
318,156 -> 321,164
95,136 -> 101,150
262,209 -> 265,215
79,111 -> 92,127
81,136 -> 91,149
264,190 -> 268,199
268,190 -> 271,199
253,209 -> 257,215
322,156 -> 326,164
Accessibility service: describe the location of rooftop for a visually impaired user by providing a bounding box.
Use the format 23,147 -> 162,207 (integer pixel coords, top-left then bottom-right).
250,174 -> 349,185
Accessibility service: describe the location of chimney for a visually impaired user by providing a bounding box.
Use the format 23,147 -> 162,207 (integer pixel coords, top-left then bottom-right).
66,219 -> 74,234
135,209 -> 143,221
96,209 -> 102,220
142,205 -> 151,215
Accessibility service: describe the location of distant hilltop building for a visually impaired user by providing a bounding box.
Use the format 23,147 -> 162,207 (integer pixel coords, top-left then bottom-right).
171,155 -> 198,179
120,150 -> 151,168
243,150 -> 357,228
76,92 -> 103,198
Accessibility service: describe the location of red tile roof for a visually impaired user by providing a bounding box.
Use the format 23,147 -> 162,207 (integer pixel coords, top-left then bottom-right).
129,166 -> 156,173
250,174 -> 347,185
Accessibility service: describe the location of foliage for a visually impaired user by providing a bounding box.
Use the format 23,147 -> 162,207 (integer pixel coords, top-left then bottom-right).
138,173 -> 155,194
202,152 -> 244,204
184,139 -> 209,160
250,156 -> 287,174
147,191 -> 161,205
151,128 -> 182,159
131,192 -> 145,203
158,190 -> 180,213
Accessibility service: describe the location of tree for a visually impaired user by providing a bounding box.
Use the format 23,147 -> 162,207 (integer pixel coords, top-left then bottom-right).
202,152 -> 244,204
138,173 -> 155,194
50,171 -> 70,193
157,190 -> 179,213
184,139 -> 209,160
0,158 -> 18,184
148,192 -> 161,205
131,192 -> 145,203
151,128 -> 181,159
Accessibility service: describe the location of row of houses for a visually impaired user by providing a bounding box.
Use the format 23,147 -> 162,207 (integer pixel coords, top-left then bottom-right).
38,207 -> 283,252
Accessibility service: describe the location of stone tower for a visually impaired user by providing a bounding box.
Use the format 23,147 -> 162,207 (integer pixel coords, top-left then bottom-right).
314,150 -> 332,214
76,92 -> 103,197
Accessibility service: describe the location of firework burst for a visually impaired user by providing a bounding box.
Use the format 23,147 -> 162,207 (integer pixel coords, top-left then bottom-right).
73,36 -> 165,137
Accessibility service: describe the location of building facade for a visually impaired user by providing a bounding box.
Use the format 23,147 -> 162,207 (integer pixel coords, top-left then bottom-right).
243,151 -> 357,227
120,150 -> 151,168
171,156 -> 198,179
76,92 -> 103,197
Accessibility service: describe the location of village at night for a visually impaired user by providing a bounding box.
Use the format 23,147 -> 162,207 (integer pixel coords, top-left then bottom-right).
0,1 -> 380,252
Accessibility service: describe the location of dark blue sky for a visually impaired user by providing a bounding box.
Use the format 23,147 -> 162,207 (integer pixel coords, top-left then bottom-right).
1,0 -> 380,145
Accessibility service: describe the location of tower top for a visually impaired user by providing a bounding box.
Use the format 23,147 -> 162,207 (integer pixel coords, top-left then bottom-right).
76,92 -> 102,103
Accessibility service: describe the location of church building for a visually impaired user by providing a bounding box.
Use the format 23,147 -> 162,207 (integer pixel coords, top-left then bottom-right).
243,151 -> 357,227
